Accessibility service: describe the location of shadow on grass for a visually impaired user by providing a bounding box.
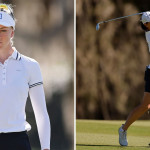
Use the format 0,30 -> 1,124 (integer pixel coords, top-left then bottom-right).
76,144 -> 149,148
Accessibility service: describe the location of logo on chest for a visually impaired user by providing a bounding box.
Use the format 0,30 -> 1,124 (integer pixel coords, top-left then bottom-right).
16,70 -> 21,71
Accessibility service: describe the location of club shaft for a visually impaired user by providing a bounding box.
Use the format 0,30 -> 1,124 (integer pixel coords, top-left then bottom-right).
97,12 -> 143,26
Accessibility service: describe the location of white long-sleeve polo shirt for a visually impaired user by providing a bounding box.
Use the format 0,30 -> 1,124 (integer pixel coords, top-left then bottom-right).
0,47 -> 51,150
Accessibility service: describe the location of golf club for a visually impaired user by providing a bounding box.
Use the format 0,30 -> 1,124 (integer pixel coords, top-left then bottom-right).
96,12 -> 144,31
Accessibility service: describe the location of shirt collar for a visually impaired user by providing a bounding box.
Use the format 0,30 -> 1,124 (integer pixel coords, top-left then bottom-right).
11,47 -> 21,61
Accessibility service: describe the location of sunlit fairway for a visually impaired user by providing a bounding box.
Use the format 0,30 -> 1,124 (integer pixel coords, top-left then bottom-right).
76,120 -> 150,150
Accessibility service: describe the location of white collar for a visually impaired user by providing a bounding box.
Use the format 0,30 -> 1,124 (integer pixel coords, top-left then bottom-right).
11,47 -> 21,60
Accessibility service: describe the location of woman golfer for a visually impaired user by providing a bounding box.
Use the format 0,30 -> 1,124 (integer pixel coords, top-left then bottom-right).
0,3 -> 50,150
119,11 -> 150,146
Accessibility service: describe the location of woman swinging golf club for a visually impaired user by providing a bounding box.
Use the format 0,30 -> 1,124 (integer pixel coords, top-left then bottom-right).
0,3 -> 50,150
118,11 -> 150,146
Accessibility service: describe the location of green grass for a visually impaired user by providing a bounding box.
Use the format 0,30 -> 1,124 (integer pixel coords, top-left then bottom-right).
76,120 -> 150,150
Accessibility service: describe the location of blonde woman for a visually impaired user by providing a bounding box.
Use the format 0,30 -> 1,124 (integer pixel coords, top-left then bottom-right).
0,3 -> 51,150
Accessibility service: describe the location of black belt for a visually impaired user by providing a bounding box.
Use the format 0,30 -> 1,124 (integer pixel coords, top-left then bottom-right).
0,131 -> 27,135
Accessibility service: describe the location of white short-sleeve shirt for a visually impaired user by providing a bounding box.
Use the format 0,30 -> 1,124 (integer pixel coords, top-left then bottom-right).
0,47 -> 43,132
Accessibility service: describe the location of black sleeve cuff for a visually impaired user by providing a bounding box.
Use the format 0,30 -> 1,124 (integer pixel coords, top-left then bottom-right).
29,82 -> 43,88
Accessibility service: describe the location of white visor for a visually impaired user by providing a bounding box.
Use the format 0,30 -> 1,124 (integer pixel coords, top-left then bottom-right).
141,11 -> 150,24
0,11 -> 15,29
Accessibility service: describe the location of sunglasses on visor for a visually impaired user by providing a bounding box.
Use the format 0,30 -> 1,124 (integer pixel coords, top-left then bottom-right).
0,4 -> 14,20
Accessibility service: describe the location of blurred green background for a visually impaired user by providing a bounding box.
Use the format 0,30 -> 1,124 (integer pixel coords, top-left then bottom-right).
76,0 -> 150,120
0,0 -> 74,150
